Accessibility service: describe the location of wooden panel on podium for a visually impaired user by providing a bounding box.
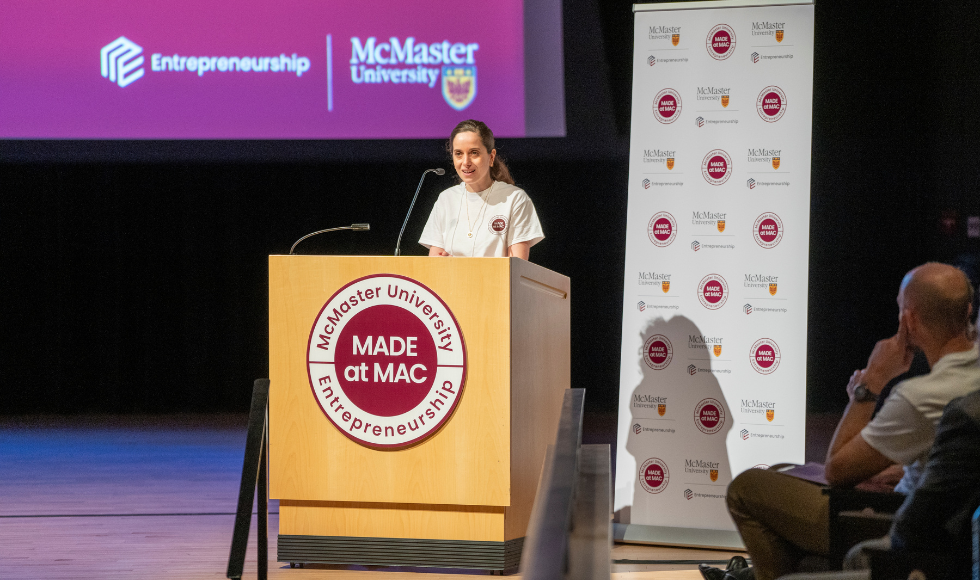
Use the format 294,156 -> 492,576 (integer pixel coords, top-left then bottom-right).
268,256 -> 569,569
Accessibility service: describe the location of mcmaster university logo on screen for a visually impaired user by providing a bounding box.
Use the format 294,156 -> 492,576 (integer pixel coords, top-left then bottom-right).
349,36 -> 481,111
98,34 -> 481,112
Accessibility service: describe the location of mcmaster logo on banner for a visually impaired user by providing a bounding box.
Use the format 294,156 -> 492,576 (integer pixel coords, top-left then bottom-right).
649,25 -> 681,41
632,394 -> 668,412
689,335 -> 723,356
638,271 -> 672,291
742,399 -> 777,421
306,274 -> 467,449
752,21 -> 786,42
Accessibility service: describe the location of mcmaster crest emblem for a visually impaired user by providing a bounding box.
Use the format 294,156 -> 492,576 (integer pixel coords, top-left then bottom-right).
666,157 -> 675,170
775,30 -> 784,42
662,280 -> 671,293
769,283 -> 778,296
710,469 -> 719,482
672,33 -> 680,46
772,156 -> 781,170
442,66 -> 477,111
658,404 -> 667,416
766,409 -> 775,422
717,219 -> 726,233
721,95 -> 730,108
713,344 -> 722,357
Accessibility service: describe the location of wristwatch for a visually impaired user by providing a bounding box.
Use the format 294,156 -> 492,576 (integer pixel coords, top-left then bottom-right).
853,384 -> 878,403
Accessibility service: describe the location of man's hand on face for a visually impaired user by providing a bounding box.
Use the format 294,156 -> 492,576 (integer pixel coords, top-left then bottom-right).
862,316 -> 915,393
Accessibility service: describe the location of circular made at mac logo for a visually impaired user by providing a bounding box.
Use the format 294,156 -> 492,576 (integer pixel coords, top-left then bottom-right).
701,149 -> 733,185
306,274 -> 467,449
653,88 -> 683,124
639,457 -> 670,494
647,212 -> 678,247
697,273 -> 729,310
706,24 -> 737,60
488,215 -> 508,235
642,334 -> 673,370
750,338 -> 781,374
694,398 -> 726,434
753,212 -> 784,248
756,86 -> 787,122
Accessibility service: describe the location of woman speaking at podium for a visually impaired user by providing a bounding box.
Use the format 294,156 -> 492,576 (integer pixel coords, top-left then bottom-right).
419,120 -> 544,259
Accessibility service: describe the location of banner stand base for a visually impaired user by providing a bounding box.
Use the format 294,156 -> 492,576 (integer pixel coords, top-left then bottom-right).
613,523 -> 745,551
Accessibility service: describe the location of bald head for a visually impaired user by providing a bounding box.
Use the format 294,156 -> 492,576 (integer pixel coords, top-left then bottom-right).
900,263 -> 974,340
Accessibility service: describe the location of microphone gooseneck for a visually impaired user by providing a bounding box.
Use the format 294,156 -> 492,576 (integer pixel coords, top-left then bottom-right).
289,223 -> 370,255
395,168 -> 445,256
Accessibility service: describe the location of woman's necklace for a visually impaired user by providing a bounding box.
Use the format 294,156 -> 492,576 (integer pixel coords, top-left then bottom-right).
463,181 -> 494,239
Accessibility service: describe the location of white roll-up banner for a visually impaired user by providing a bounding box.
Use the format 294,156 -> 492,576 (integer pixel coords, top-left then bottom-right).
615,0 -> 814,549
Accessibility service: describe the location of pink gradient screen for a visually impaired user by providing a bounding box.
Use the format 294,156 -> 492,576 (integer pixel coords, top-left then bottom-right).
0,0 -> 528,138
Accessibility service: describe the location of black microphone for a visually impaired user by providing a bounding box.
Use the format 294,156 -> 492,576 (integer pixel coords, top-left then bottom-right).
289,223 -> 370,255
395,168 -> 446,256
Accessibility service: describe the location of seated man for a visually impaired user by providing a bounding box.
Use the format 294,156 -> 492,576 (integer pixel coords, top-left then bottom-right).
721,263 -> 979,580
775,387 -> 980,580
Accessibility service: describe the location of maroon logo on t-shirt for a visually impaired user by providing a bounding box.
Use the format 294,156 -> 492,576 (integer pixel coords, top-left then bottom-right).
639,458 -> 670,493
487,215 -> 507,235
307,274 -> 467,449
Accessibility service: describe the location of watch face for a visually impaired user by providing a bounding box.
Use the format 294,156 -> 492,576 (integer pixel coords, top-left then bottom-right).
854,385 -> 875,402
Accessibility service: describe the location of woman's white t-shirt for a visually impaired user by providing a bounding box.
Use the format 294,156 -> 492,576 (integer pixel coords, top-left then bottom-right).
419,181 -> 544,257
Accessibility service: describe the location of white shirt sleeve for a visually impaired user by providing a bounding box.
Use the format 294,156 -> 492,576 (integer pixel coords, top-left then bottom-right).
419,192 -> 448,250
860,392 -> 936,465
507,190 -> 545,247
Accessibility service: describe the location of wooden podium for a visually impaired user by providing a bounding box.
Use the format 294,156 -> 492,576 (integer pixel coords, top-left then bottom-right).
268,256 -> 570,570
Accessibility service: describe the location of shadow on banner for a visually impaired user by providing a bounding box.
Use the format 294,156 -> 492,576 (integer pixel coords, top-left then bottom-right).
617,315 -> 735,530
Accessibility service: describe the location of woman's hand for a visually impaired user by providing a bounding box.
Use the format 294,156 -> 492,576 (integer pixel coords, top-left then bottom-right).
428,246 -> 450,257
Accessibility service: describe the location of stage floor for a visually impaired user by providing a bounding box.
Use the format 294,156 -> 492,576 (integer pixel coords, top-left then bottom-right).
0,413 -> 839,579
